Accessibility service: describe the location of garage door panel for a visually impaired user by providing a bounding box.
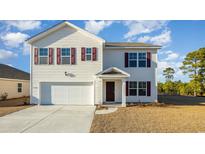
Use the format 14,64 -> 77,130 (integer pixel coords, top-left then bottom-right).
68,86 -> 82,105
52,85 -> 69,105
41,82 -> 93,105
81,86 -> 93,105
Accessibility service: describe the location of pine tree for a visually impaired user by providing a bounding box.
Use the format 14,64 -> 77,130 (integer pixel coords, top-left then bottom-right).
180,48 -> 205,96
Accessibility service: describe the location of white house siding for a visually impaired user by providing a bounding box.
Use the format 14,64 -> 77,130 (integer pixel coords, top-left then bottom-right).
30,25 -> 103,104
0,78 -> 29,99
103,48 -> 158,103
103,79 -> 122,102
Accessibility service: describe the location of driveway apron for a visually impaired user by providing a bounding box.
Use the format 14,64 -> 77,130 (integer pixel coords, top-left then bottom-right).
0,105 -> 96,133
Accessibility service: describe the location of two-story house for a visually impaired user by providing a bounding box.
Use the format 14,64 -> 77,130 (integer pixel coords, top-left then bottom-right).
26,21 -> 161,107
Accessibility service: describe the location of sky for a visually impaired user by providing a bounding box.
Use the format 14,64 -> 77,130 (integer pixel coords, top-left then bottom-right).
0,20 -> 205,82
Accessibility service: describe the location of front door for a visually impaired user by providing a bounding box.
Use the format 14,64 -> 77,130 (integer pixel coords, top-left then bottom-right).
106,82 -> 115,101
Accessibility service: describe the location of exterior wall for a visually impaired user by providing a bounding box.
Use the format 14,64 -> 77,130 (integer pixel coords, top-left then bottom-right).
0,78 -> 29,99
94,78 -> 103,104
103,48 -> 158,102
103,79 -> 122,102
30,25 -> 103,104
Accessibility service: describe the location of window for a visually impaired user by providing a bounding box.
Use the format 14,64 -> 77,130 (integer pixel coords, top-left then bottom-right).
17,83 -> 22,93
61,48 -> 70,64
128,53 -> 137,67
39,48 -> 48,64
129,81 -> 137,96
86,48 -> 92,61
138,81 -> 146,96
138,52 -> 146,67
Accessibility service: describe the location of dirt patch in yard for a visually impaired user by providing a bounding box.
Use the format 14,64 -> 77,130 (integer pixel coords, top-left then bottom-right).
90,105 -> 205,133
0,97 -> 33,117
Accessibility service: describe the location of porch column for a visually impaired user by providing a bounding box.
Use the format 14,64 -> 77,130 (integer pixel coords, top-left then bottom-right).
121,79 -> 126,107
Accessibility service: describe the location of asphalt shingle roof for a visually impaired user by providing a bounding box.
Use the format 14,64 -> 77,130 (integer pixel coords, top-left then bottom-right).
0,64 -> 30,80
105,42 -> 161,48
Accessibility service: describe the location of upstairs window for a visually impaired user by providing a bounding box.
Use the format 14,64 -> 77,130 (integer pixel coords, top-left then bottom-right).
86,48 -> 92,61
138,52 -> 147,67
128,53 -> 137,67
17,83 -> 22,93
138,81 -> 147,96
39,48 -> 48,64
61,48 -> 71,64
129,81 -> 137,96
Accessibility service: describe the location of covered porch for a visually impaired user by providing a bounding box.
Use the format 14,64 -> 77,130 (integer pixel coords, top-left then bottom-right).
96,67 -> 130,107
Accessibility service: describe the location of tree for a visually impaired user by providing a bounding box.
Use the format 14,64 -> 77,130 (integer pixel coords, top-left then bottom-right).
158,82 -> 164,94
175,80 -> 184,95
180,48 -> 205,96
163,67 -> 175,81
163,81 -> 177,95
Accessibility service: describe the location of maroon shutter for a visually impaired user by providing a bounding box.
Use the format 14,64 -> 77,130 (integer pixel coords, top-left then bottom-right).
126,81 -> 129,96
125,53 -> 128,67
92,47 -> 97,61
49,48 -> 53,64
147,52 -> 151,67
147,81 -> 151,96
81,47 -> 85,61
57,48 -> 61,64
71,48 -> 76,64
34,48 -> 38,64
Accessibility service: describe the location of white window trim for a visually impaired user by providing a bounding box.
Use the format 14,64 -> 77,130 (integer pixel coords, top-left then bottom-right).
85,48 -> 93,61
17,83 -> 22,93
127,52 -> 148,68
39,48 -> 49,65
128,53 -> 138,67
138,81 -> 147,96
128,81 -> 138,96
138,52 -> 147,68
61,48 -> 71,65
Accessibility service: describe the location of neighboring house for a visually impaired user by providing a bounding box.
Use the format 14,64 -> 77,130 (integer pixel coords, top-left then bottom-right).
26,21 -> 161,107
0,64 -> 30,100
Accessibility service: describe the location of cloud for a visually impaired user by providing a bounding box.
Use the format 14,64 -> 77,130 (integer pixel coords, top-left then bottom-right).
138,30 -> 171,46
158,60 -> 185,81
22,42 -> 30,55
137,36 -> 150,42
0,49 -> 17,60
164,50 -> 179,61
6,64 -> 13,67
5,20 -> 41,31
159,50 -> 180,61
158,50 -> 188,82
85,20 -> 114,34
123,20 -> 168,40
1,32 -> 29,48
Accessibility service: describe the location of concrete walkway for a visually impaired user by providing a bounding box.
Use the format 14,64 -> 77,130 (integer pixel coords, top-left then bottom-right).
0,105 -> 96,133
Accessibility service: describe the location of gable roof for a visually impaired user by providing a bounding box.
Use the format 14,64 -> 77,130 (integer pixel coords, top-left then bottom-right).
26,21 -> 105,44
97,67 -> 130,78
0,64 -> 30,80
105,42 -> 161,48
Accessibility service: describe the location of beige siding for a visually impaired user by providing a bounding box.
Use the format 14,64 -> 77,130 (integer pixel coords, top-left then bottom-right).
0,79 -> 29,99
31,25 -> 103,104
30,24 -> 158,104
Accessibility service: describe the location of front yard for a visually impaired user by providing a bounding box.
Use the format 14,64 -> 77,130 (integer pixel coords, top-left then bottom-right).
0,97 -> 32,117
90,95 -> 205,133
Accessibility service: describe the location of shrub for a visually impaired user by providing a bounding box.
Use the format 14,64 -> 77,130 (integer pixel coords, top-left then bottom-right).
0,92 -> 8,101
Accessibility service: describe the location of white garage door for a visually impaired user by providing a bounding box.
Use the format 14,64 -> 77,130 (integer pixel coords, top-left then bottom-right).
40,82 -> 94,105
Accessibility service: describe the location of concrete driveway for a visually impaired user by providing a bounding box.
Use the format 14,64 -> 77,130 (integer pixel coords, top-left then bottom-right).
0,105 -> 96,133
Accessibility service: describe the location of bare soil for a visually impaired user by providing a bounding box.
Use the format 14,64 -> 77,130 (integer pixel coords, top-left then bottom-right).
0,97 -> 33,117
90,95 -> 205,133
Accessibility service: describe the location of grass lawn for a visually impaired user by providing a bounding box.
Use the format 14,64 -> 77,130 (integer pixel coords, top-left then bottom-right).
90,95 -> 205,133
0,97 -> 33,117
